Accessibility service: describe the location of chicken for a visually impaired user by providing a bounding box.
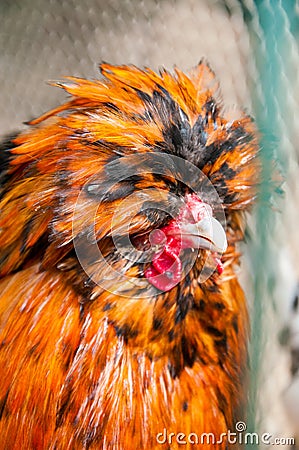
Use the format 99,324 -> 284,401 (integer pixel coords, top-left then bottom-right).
0,62 -> 259,449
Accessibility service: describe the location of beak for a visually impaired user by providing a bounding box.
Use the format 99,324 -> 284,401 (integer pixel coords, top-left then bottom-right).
179,217 -> 227,254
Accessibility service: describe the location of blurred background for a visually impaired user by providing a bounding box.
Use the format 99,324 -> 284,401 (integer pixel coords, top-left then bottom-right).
1,0 -> 299,448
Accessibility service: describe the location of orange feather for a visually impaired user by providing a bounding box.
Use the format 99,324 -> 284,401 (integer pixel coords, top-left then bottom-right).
0,62 -> 259,449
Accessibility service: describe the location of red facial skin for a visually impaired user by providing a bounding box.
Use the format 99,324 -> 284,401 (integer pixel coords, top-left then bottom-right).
144,194 -> 224,291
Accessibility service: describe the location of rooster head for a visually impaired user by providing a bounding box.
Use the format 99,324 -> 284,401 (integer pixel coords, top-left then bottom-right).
0,62 -> 260,300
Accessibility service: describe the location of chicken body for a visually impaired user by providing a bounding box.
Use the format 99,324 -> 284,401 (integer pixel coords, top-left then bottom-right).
0,63 -> 259,449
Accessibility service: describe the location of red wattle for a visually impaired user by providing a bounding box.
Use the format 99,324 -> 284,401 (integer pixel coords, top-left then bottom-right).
145,236 -> 182,291
216,260 -> 224,275
152,252 -> 175,273
144,255 -> 182,291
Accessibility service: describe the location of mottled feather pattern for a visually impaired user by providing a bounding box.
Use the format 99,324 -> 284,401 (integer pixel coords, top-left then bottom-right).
0,62 -> 259,449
